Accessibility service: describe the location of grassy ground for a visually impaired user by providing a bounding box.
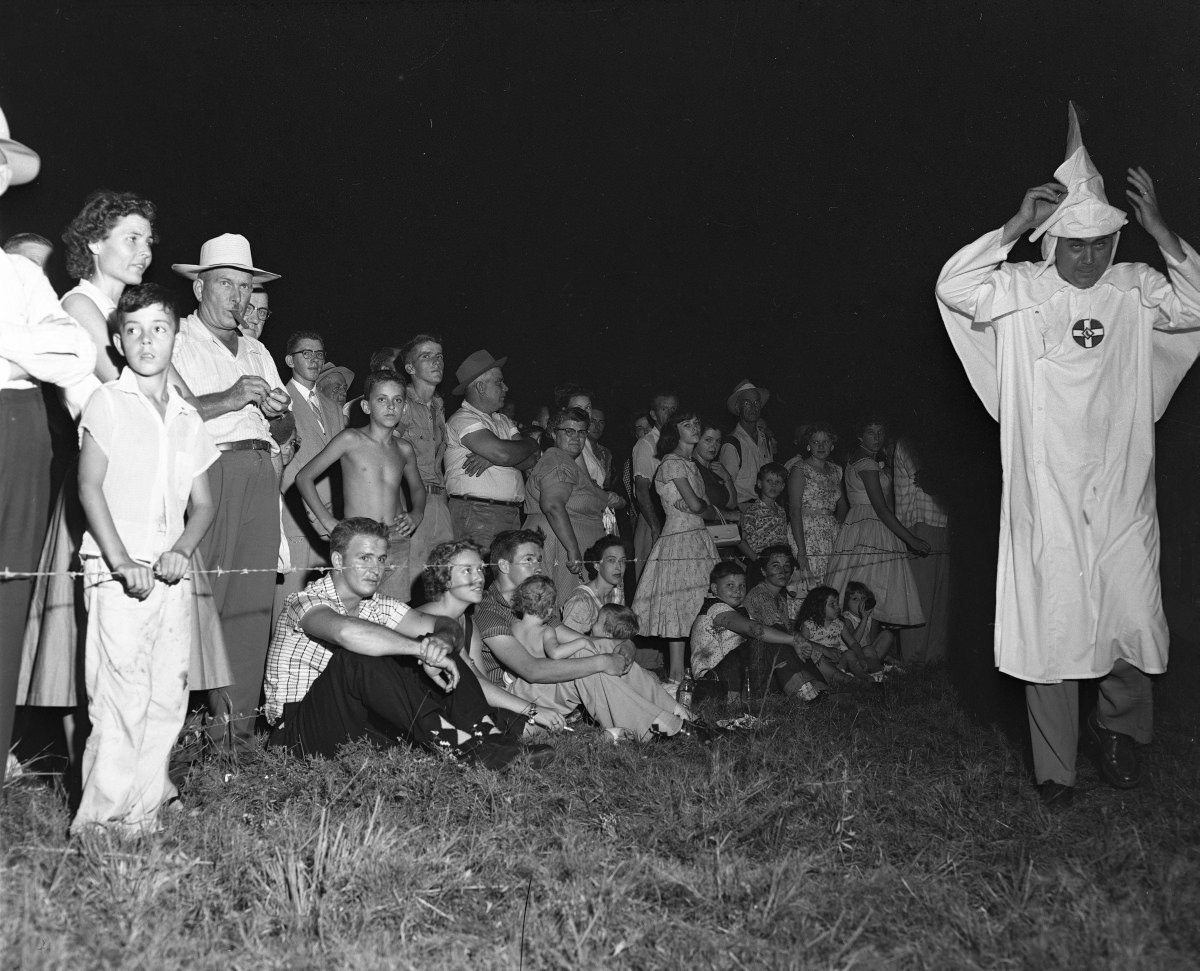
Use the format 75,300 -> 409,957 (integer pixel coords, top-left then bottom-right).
3,661 -> 1198,971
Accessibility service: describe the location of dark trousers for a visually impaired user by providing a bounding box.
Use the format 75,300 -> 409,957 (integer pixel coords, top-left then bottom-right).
201,450 -> 280,753
268,651 -> 516,759
0,389 -> 52,785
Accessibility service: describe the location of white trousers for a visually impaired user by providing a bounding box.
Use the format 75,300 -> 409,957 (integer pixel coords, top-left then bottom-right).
73,558 -> 191,837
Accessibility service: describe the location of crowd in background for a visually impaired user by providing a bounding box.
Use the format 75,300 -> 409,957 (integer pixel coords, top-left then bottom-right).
2,176 -> 951,835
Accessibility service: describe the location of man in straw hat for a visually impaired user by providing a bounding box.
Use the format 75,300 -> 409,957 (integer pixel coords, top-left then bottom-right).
0,105 -> 102,785
719,379 -> 774,509
937,103 -> 1200,807
444,350 -> 539,552
171,233 -> 290,756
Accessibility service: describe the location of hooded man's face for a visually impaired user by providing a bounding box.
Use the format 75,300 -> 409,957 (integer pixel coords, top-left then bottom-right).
1055,234 -> 1114,289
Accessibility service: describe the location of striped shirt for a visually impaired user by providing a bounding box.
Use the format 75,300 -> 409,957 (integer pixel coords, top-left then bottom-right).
472,585 -> 517,686
171,313 -> 284,447
263,574 -> 410,722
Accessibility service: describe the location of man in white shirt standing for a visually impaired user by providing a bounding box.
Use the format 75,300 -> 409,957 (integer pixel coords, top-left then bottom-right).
275,329 -> 344,623
444,350 -> 539,553
719,380 -> 773,510
0,106 -> 100,785
171,234 -> 289,756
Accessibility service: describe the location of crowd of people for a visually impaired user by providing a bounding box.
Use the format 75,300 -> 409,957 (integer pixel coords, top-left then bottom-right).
4,98 -> 1193,834
0,185 -> 952,835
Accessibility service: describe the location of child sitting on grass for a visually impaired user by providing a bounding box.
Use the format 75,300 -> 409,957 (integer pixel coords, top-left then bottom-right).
842,581 -> 900,671
689,561 -> 813,703
797,584 -> 883,685
510,577 -> 686,736
73,284 -> 219,838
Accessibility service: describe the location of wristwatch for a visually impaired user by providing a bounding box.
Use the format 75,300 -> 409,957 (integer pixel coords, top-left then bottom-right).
523,703 -> 538,720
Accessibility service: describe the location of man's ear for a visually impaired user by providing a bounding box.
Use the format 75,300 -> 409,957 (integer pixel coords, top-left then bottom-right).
497,558 -> 511,576
192,277 -> 204,302
111,328 -> 127,359
331,551 -> 344,571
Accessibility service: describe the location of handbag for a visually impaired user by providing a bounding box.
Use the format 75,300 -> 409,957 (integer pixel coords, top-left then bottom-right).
706,509 -> 741,548
691,670 -> 728,706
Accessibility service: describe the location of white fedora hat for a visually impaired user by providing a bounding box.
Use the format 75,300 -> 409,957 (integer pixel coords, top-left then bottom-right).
727,379 -> 769,415
0,105 -> 41,186
171,233 -> 280,283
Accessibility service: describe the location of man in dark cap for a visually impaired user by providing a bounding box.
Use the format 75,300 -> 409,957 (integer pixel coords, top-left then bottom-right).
444,350 -> 539,551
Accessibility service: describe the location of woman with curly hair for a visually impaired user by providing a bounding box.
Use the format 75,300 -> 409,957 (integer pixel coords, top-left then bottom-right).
17,191 -> 159,770
415,540 -> 566,736
60,190 -> 157,380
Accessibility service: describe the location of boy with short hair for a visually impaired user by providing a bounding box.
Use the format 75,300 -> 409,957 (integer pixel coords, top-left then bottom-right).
296,368 -> 426,600
73,283 -> 219,837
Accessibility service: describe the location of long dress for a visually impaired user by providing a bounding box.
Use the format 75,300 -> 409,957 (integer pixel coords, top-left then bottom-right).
18,281 -> 231,707
823,455 -> 924,627
632,454 -> 719,637
523,447 -> 612,608
784,456 -> 844,608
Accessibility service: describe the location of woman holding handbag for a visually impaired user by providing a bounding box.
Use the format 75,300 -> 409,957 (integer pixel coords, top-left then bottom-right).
632,410 -> 719,685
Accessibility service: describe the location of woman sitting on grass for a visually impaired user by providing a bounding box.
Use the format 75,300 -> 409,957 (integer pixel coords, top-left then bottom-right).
560,534 -> 627,634
510,577 -> 687,738
688,561 -> 813,701
796,585 -> 882,686
416,540 -> 567,736
742,546 -> 826,702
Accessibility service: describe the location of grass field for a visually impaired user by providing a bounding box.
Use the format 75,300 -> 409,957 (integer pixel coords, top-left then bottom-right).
4,654 -> 1198,971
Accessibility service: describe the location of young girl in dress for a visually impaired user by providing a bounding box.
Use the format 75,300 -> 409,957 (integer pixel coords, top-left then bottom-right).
842,581 -> 899,670
796,585 -> 881,685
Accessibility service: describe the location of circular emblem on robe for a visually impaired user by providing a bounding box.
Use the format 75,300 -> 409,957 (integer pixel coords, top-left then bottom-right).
1072,319 -> 1105,349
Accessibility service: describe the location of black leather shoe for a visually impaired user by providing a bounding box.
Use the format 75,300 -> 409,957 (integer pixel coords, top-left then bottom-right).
1038,780 -> 1075,809
1085,711 -> 1142,789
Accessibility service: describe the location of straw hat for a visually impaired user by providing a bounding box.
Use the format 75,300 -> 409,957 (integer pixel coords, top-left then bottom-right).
171,233 -> 281,283
726,379 -> 770,415
316,362 -> 354,388
0,105 -> 40,185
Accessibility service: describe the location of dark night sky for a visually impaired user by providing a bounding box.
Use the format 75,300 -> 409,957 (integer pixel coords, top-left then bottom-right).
4,0 -> 1200,443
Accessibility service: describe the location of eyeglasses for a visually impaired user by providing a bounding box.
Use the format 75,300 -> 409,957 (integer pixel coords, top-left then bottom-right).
293,349 -> 326,362
246,308 -> 272,321
554,427 -> 587,438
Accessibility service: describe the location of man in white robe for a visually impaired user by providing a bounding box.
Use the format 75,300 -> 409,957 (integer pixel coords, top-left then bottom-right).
936,104 -> 1200,806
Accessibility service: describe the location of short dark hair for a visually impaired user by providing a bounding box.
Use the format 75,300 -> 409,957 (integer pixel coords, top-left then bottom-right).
596,603 -> 638,639
757,544 -> 795,572
583,535 -> 626,580
3,232 -> 53,254
369,346 -> 402,371
111,283 -> 178,336
510,576 -> 557,622
656,408 -> 699,458
423,539 -> 484,600
709,560 -> 746,585
62,190 -> 157,281
400,334 -> 443,367
363,368 -> 405,401
286,330 -> 324,355
330,517 -> 390,558
650,390 -> 678,409
490,529 -> 545,566
757,462 -> 788,486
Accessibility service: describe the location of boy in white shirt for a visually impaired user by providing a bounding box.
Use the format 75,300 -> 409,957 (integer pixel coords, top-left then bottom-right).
73,284 -> 219,837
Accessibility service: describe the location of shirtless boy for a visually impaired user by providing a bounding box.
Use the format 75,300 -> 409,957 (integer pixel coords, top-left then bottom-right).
297,368 -> 427,599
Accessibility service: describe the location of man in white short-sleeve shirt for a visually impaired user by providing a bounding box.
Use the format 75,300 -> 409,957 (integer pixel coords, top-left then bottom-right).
170,233 -> 289,755
444,349 -> 539,551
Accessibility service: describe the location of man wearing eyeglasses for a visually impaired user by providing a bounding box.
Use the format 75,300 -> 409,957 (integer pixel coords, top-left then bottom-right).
275,330 -> 345,623
240,285 -> 270,341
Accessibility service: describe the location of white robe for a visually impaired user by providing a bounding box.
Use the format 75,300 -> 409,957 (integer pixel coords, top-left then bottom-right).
936,228 -> 1200,682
